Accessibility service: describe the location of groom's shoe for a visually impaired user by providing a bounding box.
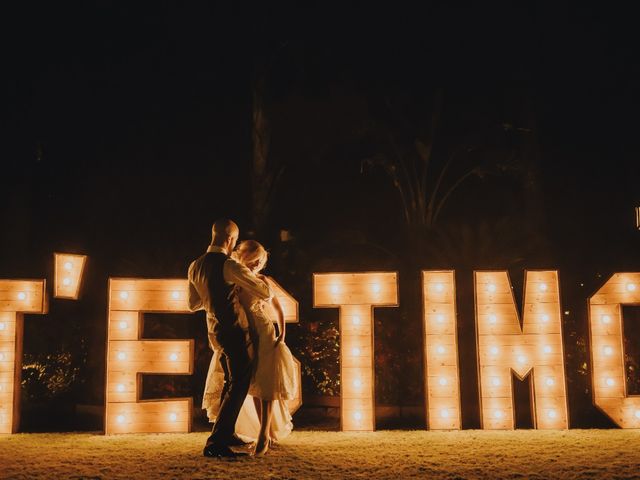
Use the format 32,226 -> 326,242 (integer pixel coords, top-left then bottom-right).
203,444 -> 247,458
227,434 -> 253,447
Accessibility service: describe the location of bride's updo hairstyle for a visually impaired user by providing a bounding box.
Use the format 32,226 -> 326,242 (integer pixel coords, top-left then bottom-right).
232,240 -> 268,273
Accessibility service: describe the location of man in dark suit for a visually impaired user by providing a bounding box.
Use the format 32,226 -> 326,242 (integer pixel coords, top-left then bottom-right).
188,219 -> 272,458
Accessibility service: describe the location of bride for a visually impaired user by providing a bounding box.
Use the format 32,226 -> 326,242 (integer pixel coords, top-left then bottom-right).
202,240 -> 297,456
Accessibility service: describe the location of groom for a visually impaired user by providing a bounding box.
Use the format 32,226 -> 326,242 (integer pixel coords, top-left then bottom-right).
188,219 -> 272,458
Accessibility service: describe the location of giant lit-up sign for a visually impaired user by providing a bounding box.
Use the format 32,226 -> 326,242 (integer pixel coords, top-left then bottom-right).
589,273 -> 640,428
105,279 -> 194,434
422,271 -> 462,430
474,271 -> 568,429
313,272 -> 398,431
0,280 -> 48,433
105,276 -> 302,434
1,260 -> 639,435
54,253 -> 87,300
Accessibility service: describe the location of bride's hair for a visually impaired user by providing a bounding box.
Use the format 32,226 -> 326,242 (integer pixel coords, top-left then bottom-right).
232,240 -> 268,273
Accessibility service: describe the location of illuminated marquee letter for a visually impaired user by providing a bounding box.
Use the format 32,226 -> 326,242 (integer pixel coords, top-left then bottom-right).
475,271 -> 568,429
266,277 -> 303,413
589,272 -> 640,427
54,253 -> 87,300
0,280 -> 48,434
105,279 -> 194,434
422,271 -> 461,430
313,272 -> 398,431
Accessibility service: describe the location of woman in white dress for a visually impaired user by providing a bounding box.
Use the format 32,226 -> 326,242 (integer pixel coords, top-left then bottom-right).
202,240 -> 297,456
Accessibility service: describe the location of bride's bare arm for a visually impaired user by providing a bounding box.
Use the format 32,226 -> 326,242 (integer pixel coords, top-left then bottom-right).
271,295 -> 286,346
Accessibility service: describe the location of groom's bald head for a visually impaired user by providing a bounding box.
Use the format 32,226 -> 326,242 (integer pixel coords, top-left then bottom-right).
211,219 -> 239,254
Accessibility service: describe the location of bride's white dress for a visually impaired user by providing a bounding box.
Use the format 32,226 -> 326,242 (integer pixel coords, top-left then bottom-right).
202,280 -> 297,441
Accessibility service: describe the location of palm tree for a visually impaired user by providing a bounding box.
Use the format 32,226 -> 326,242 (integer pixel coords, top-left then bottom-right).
361,89 -> 534,259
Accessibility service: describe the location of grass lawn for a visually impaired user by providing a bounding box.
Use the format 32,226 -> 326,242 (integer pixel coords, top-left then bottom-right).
1,430 -> 640,479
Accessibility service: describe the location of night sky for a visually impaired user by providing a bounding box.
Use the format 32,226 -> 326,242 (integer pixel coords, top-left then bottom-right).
2,3 -> 639,428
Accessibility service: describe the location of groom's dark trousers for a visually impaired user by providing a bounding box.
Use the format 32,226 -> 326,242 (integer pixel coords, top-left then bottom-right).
207,324 -> 252,446
188,250 -> 253,447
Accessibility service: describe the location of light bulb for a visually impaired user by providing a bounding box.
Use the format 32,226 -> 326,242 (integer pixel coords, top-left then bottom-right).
62,277 -> 72,286
353,411 -> 363,421
352,315 -> 361,326
0,322 -> 5,331
372,283 -> 381,294
63,261 -> 73,271
518,355 -> 527,364
438,377 -> 447,386
539,283 -> 548,292
17,292 -> 26,301
488,314 -> 497,324
601,315 -> 612,324
116,384 -> 125,393
543,345 -> 552,354
545,377 -> 555,387
330,284 -> 340,294
169,353 -> 178,362
490,346 -> 499,355
119,291 -> 129,300
169,412 -> 178,422
635,410 -> 640,419
434,283 -> 444,293
487,283 -> 497,293
118,321 -> 128,330
541,314 -> 550,323
116,415 -> 125,424
436,345 -> 445,354
494,410 -> 504,419
171,291 -> 180,300
548,409 -> 558,419
606,378 -> 615,387
117,352 -> 126,361
351,347 -> 361,357
436,314 -> 445,324
626,283 -> 637,292
353,379 -> 363,388
603,346 -> 613,356
0,353 -> 5,361
491,377 -> 501,387
440,409 -> 449,418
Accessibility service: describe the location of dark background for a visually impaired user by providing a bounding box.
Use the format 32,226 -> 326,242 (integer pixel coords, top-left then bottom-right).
1,2 -> 639,431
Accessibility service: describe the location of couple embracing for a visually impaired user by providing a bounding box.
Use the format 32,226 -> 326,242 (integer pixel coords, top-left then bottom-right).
188,219 -> 297,458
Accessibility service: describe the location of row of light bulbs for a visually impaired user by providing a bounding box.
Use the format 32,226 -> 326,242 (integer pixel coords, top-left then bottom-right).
330,283 -> 382,295
0,337 -> 7,424
486,376 -> 556,387
12,281 -> 639,303
113,352 -> 180,362
118,290 -> 182,301
480,281 -> 637,293
115,412 -> 179,424
112,351 -> 182,393
60,261 -> 75,288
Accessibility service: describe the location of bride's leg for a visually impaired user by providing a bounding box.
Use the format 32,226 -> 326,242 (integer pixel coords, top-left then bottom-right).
262,400 -> 273,438
255,399 -> 273,455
